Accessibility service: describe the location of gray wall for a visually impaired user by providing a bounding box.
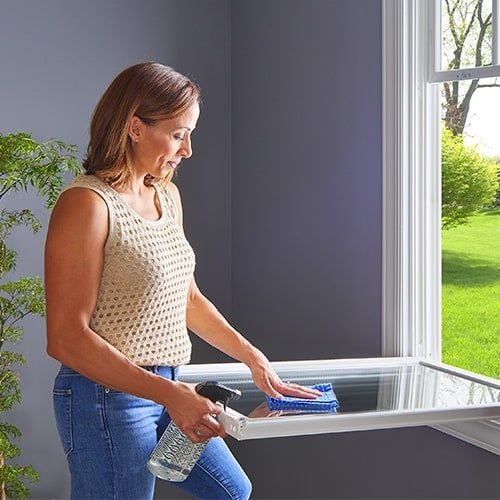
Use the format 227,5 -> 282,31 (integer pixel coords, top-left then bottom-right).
1,1 -> 498,499
231,0 -> 382,361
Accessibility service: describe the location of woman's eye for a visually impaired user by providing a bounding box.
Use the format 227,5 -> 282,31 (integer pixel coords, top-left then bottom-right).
174,135 -> 185,141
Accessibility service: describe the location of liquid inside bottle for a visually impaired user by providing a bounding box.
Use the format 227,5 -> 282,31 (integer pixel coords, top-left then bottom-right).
147,421 -> 207,482
147,381 -> 240,482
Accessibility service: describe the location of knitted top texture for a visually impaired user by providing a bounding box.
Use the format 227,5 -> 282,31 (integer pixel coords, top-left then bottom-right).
63,174 -> 195,366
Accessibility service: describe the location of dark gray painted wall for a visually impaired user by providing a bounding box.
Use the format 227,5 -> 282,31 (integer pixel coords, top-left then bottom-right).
231,0 -> 383,361
1,1 -> 498,499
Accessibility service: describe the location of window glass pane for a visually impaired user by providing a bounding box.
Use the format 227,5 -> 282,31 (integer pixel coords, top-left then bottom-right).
463,77 -> 500,155
441,79 -> 500,379
441,0 -> 493,71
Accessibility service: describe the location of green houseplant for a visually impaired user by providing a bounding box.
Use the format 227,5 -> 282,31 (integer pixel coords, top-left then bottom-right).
0,132 -> 80,499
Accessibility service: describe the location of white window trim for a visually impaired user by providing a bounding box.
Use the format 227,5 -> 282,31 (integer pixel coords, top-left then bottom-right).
382,0 -> 500,455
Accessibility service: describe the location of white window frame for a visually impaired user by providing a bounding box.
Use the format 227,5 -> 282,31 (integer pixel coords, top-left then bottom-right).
382,0 -> 500,455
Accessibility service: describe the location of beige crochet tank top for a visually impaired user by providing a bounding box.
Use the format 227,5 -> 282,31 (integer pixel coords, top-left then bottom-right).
63,174 -> 195,366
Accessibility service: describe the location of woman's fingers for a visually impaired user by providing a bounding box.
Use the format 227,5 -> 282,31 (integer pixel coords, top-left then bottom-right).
278,381 -> 323,399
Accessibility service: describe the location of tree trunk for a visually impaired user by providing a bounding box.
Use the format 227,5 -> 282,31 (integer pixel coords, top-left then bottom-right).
443,79 -> 479,135
0,453 -> 6,500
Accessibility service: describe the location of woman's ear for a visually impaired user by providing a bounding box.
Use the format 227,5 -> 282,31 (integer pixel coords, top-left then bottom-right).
128,116 -> 142,143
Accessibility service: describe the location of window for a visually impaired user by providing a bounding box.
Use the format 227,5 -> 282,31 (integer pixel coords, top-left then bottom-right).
382,0 -> 500,454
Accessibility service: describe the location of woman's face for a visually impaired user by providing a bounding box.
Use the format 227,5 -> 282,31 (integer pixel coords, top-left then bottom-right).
130,103 -> 200,179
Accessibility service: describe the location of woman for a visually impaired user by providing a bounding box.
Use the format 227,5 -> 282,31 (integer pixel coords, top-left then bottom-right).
45,62 -> 318,500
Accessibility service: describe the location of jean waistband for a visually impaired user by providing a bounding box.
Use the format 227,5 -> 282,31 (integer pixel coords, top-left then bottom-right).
141,365 -> 178,380
57,364 -> 179,381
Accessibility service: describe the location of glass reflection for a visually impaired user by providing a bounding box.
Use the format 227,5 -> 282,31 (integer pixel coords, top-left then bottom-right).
226,364 -> 500,419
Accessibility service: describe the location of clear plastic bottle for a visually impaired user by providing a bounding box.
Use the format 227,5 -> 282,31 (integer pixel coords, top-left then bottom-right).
147,421 -> 207,481
147,381 -> 240,482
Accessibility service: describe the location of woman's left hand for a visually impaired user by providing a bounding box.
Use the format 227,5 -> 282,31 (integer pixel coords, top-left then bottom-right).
248,350 -> 322,400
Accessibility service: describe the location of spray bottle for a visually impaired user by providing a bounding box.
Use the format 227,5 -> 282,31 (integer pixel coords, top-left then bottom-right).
147,381 -> 241,482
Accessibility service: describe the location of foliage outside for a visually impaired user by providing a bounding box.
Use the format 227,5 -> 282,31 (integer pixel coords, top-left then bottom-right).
441,127 -> 499,230
0,132 -> 80,499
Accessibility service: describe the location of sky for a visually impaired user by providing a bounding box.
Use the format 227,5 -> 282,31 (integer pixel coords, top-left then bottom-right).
462,83 -> 500,158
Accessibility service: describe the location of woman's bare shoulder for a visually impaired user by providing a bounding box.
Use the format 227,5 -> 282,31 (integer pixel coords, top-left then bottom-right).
55,186 -> 107,213
49,186 -> 109,237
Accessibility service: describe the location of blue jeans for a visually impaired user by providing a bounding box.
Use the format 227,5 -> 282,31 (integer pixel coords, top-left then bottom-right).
53,365 -> 252,500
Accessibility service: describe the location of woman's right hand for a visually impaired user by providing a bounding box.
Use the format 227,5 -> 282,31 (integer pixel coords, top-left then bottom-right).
165,382 -> 226,443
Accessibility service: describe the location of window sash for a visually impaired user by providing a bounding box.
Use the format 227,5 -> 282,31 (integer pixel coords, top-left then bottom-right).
429,0 -> 500,83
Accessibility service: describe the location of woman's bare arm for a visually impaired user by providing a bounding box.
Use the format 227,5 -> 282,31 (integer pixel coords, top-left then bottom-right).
167,183 -> 321,401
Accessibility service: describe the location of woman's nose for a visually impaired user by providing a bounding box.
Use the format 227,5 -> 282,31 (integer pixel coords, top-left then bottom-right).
179,136 -> 193,158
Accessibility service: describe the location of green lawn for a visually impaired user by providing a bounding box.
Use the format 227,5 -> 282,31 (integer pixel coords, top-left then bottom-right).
442,208 -> 500,380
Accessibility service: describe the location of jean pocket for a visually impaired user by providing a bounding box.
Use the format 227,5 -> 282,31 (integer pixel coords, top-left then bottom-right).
53,388 -> 73,455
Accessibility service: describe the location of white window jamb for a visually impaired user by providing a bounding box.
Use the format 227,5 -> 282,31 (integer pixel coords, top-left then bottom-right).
382,0 -> 500,455
382,0 -> 441,361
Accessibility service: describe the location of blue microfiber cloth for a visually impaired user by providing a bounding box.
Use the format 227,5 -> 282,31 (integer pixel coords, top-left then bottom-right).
266,383 -> 339,413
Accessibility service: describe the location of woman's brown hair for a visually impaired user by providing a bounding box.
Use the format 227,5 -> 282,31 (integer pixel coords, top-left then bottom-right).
82,62 -> 201,189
